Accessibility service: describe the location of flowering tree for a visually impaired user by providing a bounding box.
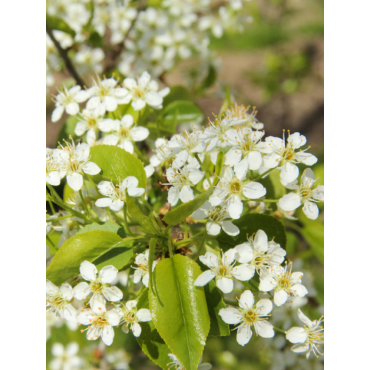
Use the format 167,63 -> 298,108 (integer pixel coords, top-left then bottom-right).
46,1 -> 324,370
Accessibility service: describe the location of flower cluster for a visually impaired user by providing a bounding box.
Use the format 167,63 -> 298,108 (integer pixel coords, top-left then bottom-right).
46,260 -> 152,346
46,0 -> 252,88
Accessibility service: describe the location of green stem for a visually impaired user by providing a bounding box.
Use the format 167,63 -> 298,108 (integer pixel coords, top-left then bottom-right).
273,326 -> 287,334
195,153 -> 212,187
168,228 -> 173,258
246,198 -> 279,203
87,174 -> 99,193
48,199 -> 56,214
124,202 -> 133,236
252,167 -> 275,182
46,235 -> 56,250
224,298 -> 237,306
79,190 -> 102,224
46,214 -> 73,222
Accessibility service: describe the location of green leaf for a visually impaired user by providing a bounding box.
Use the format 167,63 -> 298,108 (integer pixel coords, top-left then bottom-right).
125,196 -> 156,234
93,244 -> 134,271
163,188 -> 214,226
46,230 -> 125,285
300,223 -> 324,263
162,100 -> 204,125
136,289 -> 172,370
56,116 -> 79,147
213,151 -> 225,186
149,255 -> 210,370
219,87 -> 233,115
77,221 -> 126,238
217,213 -> 287,250
163,86 -> 193,107
148,238 -> 157,294
47,15 -> 76,37
204,281 -> 230,337
89,145 -> 146,189
201,64 -> 217,89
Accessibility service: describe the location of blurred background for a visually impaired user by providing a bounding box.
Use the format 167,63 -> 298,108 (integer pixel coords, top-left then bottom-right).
46,0 -> 324,369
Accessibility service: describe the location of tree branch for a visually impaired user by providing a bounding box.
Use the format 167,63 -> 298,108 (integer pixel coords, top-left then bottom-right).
46,23 -> 86,87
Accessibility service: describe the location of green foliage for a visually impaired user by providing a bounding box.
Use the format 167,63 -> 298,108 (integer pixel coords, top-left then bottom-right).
46,15 -> 76,37
201,64 -> 217,90
300,222 -> 324,263
89,145 -> 147,189
162,100 -> 204,125
137,289 -> 172,370
76,221 -> 126,238
46,230 -> 127,285
217,213 -> 287,250
56,116 -> 79,147
163,85 -> 193,106
163,188 -> 214,226
219,87 -> 233,116
213,151 -> 225,186
204,281 -> 230,337
149,255 -> 210,370
125,196 -> 156,234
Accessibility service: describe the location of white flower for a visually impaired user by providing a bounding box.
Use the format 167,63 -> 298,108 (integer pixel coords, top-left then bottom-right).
46,280 -> 77,322
115,300 -> 152,337
167,354 -> 212,369
194,249 -> 254,293
224,129 -> 265,176
235,229 -> 286,278
50,342 -> 82,370
278,168 -> 324,220
262,131 -> 317,184
74,108 -> 105,137
169,131 -> 207,157
165,165 -> 205,206
77,305 -> 120,346
149,138 -> 181,167
225,104 -> 264,130
86,76 -> 128,114
99,114 -> 149,154
286,309 -> 324,359
132,250 -> 158,287
73,261 -> 123,311
209,167 -> 266,219
46,148 -> 63,186
54,141 -> 101,191
95,176 -> 145,212
74,46 -> 104,74
191,201 -> 239,236
219,290 -> 274,346
120,71 -> 170,111
259,263 -> 308,306
52,86 -> 89,122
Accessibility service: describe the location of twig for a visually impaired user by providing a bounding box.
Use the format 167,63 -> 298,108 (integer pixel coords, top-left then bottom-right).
46,23 -> 86,86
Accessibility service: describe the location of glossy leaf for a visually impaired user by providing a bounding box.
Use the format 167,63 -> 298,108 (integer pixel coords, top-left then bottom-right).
163,85 -> 193,106
217,213 -> 287,250
162,100 -> 204,125
149,255 -> 210,370
137,289 -> 172,370
125,196 -> 156,234
89,145 -> 146,189
77,221 -> 126,238
213,151 -> 225,186
46,230 -> 127,285
47,15 -> 76,37
163,188 -> 214,226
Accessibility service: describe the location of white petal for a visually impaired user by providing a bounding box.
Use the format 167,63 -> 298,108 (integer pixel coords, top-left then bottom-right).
235,243 -> 254,263
216,277 -> 234,293
218,307 -> 242,325
73,282 -> 91,300
239,290 -> 254,309
291,343 -> 310,353
259,277 -> 275,292
255,321 -> 274,338
95,197 -> 113,208
254,230 -> 268,252
104,96 -> 117,111
278,193 -> 301,212
303,201 -> 319,219
180,185 -> 194,203
286,327 -> 308,344
274,290 -> 289,306
168,187 -> 179,206
297,309 -> 314,328
119,140 -> 134,154
101,325 -> 114,346
231,264 -> 255,281
280,162 -> 299,183
256,299 -> 273,315
109,199 -> 124,212
291,284 -> 308,297
131,127 -> 149,141
237,324 -> 253,346
194,270 -> 215,286
247,151 -> 263,170
80,261 -> 97,281
188,169 -> 205,185
66,102 -> 79,116
224,148 -> 242,166
228,196 -> 243,219
206,222 -> 221,235
137,308 -> 152,322
99,265 -> 118,284
242,182 -> 266,199
106,310 -> 120,326
51,106 -> 64,122
51,343 -> 64,356
46,171 -> 61,186
221,221 -> 240,236
145,91 -> 163,107
132,322 -> 142,337
125,300 -> 137,310
63,304 -> 77,323
132,99 -> 146,111
82,161 -> 101,175
199,252 -> 219,268
67,173 -> 84,191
